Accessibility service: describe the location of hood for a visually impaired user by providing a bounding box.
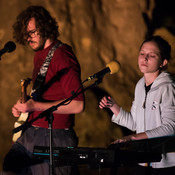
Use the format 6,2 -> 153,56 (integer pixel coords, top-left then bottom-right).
150,71 -> 175,92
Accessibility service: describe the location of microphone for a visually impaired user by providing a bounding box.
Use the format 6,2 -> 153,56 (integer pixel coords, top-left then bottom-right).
87,60 -> 120,81
0,41 -> 16,58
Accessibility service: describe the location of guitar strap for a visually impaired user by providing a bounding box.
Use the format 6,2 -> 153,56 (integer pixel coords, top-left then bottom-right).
12,41 -> 63,137
31,41 -> 62,100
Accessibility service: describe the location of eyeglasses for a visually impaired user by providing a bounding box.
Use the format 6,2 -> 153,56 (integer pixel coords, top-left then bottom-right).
25,29 -> 38,39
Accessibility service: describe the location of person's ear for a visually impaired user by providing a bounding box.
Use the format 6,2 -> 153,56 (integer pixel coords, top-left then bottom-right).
160,59 -> 168,68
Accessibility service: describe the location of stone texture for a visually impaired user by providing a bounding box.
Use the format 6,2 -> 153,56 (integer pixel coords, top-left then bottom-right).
0,0 -> 175,172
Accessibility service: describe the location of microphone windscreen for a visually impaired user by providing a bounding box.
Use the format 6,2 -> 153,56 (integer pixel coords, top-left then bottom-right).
4,41 -> 16,53
106,61 -> 120,74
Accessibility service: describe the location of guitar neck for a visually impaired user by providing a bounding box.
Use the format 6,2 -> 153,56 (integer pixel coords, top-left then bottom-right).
20,78 -> 32,104
21,86 -> 27,103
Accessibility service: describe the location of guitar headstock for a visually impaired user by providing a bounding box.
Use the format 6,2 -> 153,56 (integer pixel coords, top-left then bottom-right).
21,78 -> 32,88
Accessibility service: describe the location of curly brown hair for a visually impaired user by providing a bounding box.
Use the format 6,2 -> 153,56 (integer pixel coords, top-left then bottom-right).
12,6 -> 60,45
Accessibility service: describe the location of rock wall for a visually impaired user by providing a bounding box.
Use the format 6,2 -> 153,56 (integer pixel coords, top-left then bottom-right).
0,0 -> 175,172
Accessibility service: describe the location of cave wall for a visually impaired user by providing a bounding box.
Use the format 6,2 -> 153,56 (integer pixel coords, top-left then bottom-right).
0,0 -> 175,171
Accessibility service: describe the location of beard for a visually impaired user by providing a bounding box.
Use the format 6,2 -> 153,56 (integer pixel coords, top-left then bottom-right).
28,37 -> 46,51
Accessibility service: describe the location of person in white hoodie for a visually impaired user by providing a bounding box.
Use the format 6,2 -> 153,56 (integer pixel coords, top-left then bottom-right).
99,35 -> 175,175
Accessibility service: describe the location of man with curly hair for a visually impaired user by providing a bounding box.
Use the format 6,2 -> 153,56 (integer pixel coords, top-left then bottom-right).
3,5 -> 84,175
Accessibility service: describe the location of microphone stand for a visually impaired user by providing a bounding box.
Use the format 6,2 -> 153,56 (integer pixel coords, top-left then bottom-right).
13,77 -> 103,175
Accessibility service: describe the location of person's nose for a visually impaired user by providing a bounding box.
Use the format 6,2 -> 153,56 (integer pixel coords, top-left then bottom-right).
144,54 -> 149,61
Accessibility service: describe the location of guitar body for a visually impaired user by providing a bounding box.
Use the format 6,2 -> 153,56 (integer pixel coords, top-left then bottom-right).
12,78 -> 31,142
12,112 -> 29,142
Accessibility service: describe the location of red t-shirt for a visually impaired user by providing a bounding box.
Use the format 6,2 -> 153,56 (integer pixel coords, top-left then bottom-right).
28,40 -> 84,129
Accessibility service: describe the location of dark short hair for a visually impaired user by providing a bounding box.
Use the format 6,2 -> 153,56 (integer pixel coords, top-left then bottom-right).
140,35 -> 171,62
12,6 -> 60,45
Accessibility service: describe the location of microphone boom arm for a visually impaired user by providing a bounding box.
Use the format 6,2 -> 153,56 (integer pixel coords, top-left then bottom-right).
12,77 -> 103,133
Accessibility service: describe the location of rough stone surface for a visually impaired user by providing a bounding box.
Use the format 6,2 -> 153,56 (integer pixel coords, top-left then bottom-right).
0,0 -> 175,172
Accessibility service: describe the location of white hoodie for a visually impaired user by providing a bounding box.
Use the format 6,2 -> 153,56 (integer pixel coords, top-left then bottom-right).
112,71 -> 175,168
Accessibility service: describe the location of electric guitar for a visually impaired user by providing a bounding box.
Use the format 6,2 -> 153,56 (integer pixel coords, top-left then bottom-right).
12,78 -> 31,142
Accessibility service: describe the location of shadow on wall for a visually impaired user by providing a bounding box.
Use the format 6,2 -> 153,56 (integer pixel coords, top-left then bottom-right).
142,0 -> 175,37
